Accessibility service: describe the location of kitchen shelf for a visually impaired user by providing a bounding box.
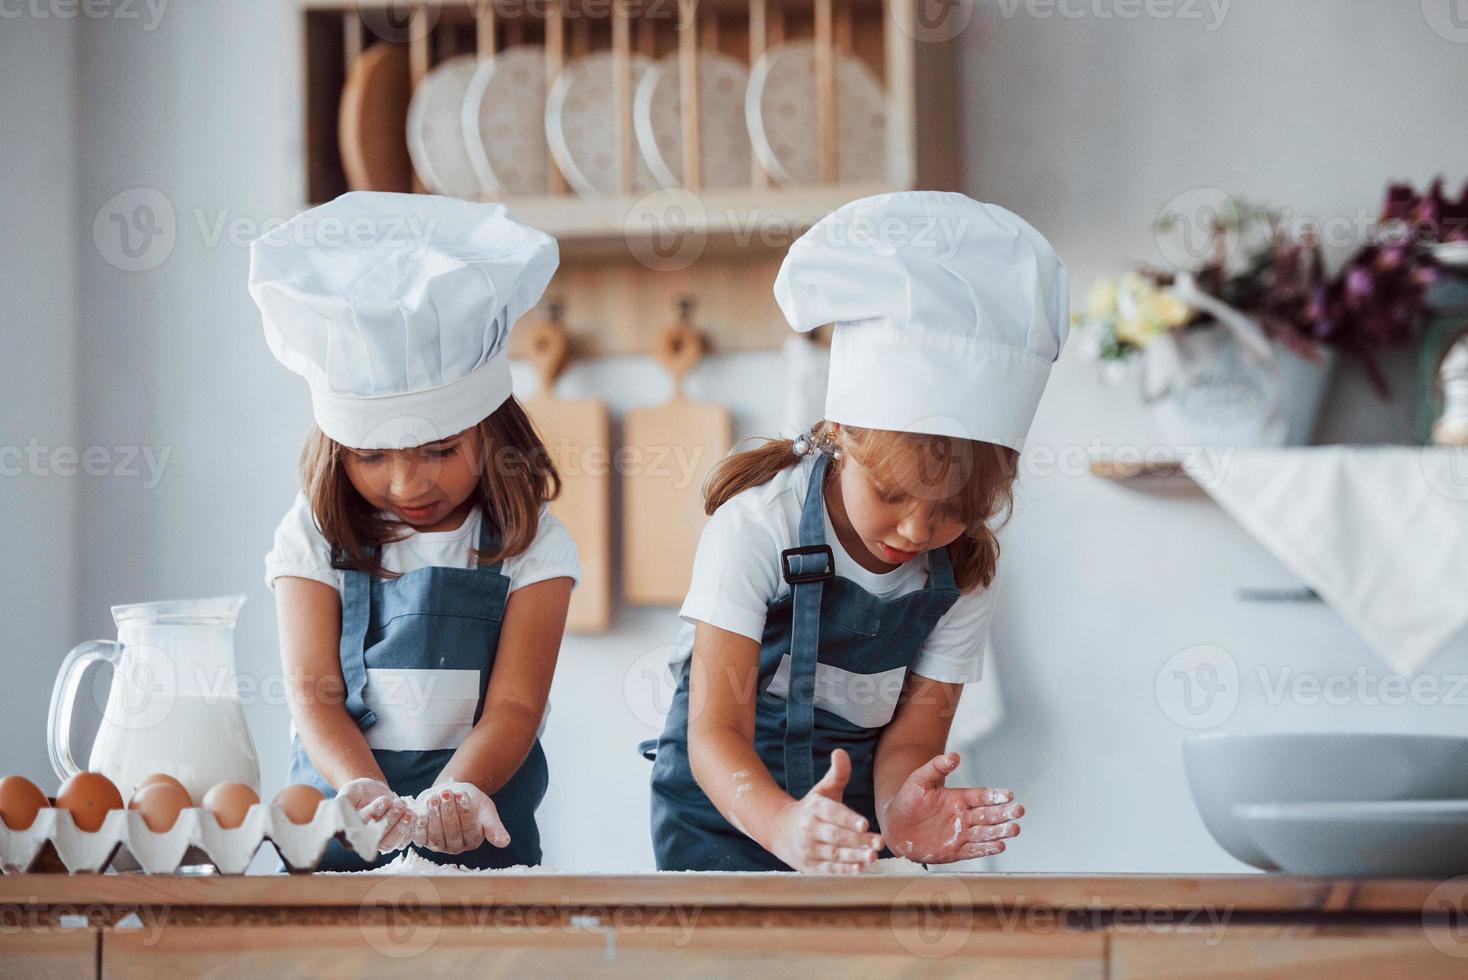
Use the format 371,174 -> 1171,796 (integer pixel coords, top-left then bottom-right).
299,0 -> 960,354
301,0 -> 958,219
1090,456 -> 1191,484
1086,457 -> 1197,492
483,181 -> 890,252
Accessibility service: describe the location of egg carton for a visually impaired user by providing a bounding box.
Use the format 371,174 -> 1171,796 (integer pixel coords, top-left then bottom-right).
0,796 -> 384,874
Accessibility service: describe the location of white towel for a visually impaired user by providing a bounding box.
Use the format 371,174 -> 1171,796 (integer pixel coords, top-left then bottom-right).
1182,447 -> 1468,675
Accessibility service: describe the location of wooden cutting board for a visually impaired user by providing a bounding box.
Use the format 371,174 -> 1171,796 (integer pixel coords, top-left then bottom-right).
521,312 -> 613,632
623,315 -> 733,606
338,42 -> 412,192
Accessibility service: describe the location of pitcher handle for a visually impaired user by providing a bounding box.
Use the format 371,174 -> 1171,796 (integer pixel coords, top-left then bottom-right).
48,640 -> 122,782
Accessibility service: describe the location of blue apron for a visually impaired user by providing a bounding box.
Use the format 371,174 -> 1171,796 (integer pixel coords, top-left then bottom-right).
287,512 -> 548,871
644,452 -> 961,871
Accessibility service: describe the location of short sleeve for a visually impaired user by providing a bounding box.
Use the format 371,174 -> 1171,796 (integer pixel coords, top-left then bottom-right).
264,491 -> 340,592
909,578 -> 1000,684
678,500 -> 783,642
503,507 -> 581,593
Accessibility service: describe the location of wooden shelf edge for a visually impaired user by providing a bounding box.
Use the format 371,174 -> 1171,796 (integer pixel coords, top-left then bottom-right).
299,0 -> 889,14
517,182 -> 887,232
1089,457 -> 1193,485
305,182 -> 893,256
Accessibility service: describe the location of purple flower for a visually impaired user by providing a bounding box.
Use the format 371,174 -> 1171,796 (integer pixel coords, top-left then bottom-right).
1299,178 -> 1464,397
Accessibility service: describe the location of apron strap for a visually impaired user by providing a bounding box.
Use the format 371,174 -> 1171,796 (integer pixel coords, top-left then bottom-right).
780,452 -> 835,799
340,563 -> 377,731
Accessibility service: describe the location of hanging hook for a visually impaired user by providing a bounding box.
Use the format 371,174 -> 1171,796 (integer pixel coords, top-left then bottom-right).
525,298 -> 571,394
656,298 -> 705,399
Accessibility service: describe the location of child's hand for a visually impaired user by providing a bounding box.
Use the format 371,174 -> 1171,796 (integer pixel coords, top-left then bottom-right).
411,782 -> 512,856
768,749 -> 883,874
373,798 -> 416,853
338,778 -> 415,853
338,776 -> 394,817
882,752 -> 1022,865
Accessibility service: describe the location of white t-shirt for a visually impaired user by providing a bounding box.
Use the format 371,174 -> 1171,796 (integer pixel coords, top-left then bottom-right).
674,454 -> 997,686
264,490 -> 581,596
265,491 -> 579,750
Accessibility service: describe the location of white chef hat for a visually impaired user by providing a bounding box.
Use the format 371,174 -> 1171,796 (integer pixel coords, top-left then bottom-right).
773,191 -> 1068,450
248,191 -> 559,449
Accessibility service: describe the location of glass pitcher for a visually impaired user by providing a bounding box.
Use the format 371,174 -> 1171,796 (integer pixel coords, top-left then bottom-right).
48,594 -> 261,803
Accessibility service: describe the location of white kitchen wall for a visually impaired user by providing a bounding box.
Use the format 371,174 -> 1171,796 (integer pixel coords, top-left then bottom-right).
4,0 -> 1466,874
1,14 -> 82,787
957,0 -> 1468,873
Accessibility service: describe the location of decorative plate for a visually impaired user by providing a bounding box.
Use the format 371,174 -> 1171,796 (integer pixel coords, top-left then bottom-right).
406,55 -> 483,199
745,41 -> 886,186
545,51 -> 659,197
462,46 -> 550,198
633,49 -> 752,190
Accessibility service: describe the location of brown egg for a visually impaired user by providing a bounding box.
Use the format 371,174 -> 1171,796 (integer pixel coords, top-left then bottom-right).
202,782 -> 260,830
133,773 -> 191,802
56,772 -> 123,832
0,775 -> 50,831
128,781 -> 192,833
272,784 -> 326,825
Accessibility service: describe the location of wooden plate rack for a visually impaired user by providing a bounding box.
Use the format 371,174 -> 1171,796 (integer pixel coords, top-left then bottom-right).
300,0 -> 960,354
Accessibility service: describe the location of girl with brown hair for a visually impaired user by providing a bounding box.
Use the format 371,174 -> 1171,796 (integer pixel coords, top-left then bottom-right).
645,192 -> 1070,873
251,193 -> 578,870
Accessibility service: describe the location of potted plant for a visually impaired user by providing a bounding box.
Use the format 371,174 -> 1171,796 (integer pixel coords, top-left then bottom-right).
1077,200 -> 1335,447
1391,179 -> 1468,443
1079,180 -> 1468,448
1313,178 -> 1467,397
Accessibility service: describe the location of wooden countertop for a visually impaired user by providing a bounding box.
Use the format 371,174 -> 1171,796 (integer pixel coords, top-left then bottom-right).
7,872 -> 1468,978
1,872 -> 1461,915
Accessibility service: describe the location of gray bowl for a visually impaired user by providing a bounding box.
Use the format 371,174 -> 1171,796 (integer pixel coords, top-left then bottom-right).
1183,733 -> 1468,870
1234,801 -> 1468,877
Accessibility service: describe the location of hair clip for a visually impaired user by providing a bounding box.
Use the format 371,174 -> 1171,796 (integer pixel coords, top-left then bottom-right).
792,432 -> 814,457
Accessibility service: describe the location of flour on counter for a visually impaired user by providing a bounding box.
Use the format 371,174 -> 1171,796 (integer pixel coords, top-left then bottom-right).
320,850 -> 572,875
318,850 -> 934,875
862,857 -> 931,875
